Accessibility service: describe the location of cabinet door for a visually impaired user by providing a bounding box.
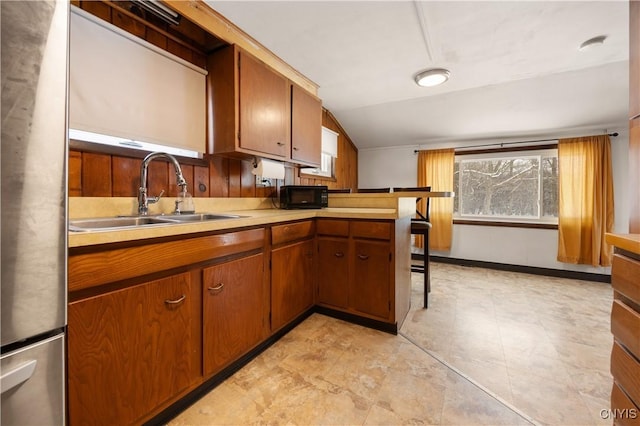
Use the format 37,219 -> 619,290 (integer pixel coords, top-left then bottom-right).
271,239 -> 314,331
68,272 -> 193,425
291,84 -> 321,165
317,237 -> 349,308
350,240 -> 391,320
202,253 -> 266,376
239,50 -> 289,157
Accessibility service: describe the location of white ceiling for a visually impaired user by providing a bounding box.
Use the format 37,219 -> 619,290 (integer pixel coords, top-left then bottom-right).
205,1 -> 629,149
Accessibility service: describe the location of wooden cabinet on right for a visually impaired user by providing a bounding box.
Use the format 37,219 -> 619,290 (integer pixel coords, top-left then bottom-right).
608,237 -> 640,424
291,83 -> 322,166
316,218 -> 410,328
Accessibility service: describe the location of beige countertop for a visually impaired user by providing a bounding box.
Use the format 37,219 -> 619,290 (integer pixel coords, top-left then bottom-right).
68,196 -> 416,248
606,233 -> 640,256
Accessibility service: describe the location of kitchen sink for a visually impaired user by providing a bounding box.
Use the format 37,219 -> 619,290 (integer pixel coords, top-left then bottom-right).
69,213 -> 246,232
155,213 -> 245,222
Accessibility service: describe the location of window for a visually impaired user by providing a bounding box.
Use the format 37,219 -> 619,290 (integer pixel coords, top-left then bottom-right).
453,148 -> 558,223
301,127 -> 338,178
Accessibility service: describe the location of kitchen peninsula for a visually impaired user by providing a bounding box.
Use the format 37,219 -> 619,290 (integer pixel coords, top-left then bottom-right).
67,194 -> 419,425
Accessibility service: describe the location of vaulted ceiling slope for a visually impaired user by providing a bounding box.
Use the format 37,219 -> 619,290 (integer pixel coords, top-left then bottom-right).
206,1 -> 629,149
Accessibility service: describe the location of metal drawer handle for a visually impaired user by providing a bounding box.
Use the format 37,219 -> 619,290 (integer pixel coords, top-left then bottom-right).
357,254 -> 369,260
208,283 -> 225,293
277,142 -> 285,146
335,252 -> 344,258
1,360 -> 37,394
293,147 -> 299,151
164,294 -> 186,305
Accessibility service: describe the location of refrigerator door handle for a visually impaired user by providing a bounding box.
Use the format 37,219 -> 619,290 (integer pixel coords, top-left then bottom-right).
1,360 -> 37,394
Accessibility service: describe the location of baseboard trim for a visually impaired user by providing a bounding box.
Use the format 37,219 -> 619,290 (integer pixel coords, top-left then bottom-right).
314,306 -> 398,335
417,254 -> 611,284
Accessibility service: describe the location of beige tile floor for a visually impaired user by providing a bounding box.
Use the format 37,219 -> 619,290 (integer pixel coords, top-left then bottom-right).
170,263 -> 612,425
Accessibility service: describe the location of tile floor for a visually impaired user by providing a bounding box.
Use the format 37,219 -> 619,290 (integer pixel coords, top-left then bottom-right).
169,263 -> 613,425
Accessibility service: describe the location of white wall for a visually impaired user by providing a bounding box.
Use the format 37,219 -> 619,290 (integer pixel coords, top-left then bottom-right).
358,128 -> 630,276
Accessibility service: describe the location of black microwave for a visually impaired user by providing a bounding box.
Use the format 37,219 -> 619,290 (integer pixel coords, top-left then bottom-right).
280,185 -> 328,209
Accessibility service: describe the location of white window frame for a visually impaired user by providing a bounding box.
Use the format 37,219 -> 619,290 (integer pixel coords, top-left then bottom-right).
454,148 -> 558,225
301,127 -> 338,178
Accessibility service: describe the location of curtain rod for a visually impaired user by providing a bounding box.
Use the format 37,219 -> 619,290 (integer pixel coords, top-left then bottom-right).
413,132 -> 619,154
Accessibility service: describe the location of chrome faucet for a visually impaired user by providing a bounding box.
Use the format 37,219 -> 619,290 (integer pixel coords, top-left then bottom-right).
138,152 -> 187,215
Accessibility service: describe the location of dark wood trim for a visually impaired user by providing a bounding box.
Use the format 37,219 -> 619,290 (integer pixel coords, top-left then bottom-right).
426,255 -> 611,283
453,219 -> 558,230
454,143 -> 558,156
314,306 -> 398,335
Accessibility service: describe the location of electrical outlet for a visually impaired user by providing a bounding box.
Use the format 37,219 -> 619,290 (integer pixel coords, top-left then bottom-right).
255,176 -> 273,187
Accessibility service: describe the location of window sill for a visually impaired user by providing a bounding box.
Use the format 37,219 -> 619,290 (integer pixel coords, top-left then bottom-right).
453,219 -> 558,230
299,171 -> 337,182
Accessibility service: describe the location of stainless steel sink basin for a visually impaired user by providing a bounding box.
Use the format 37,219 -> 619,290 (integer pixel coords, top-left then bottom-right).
156,213 -> 245,222
69,213 -> 246,232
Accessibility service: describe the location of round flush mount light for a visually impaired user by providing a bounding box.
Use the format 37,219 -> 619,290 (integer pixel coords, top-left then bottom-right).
579,35 -> 607,52
414,68 -> 451,87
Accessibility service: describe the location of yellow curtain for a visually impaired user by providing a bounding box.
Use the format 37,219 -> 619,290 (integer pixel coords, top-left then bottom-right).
557,135 -> 614,266
417,149 -> 454,250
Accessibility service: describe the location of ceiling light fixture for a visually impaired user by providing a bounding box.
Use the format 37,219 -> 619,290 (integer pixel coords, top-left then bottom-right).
578,35 -> 607,52
414,68 -> 450,87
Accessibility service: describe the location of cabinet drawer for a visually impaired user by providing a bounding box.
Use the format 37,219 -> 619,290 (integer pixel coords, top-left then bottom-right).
611,382 -> 640,426
612,300 -> 640,360
613,254 -> 640,306
351,221 -> 391,240
611,341 -> 640,408
271,220 -> 314,245
69,228 -> 265,291
316,219 -> 349,237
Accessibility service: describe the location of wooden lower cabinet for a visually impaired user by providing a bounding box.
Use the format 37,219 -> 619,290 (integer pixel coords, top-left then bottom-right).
271,238 -> 315,331
351,239 -> 391,319
68,272 -> 195,426
316,219 -> 396,323
202,253 -> 267,376
271,221 -> 315,332
317,237 -> 349,308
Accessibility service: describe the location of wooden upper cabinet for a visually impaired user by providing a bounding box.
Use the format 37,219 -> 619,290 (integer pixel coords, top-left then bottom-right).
631,1 -> 640,119
208,44 -> 289,160
208,44 -> 321,165
291,84 -> 322,166
239,50 -> 290,157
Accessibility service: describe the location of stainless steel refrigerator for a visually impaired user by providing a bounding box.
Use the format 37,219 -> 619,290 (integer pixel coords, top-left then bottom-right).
1,0 -> 68,424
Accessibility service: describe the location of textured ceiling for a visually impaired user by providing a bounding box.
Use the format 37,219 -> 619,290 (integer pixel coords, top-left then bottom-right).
206,1 -> 629,149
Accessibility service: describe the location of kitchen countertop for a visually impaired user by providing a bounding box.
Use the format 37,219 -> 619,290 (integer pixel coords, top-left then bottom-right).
606,233 -> 640,256
68,196 -> 418,248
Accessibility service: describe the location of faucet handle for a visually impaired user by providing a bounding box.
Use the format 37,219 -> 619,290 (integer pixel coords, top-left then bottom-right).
148,189 -> 165,205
